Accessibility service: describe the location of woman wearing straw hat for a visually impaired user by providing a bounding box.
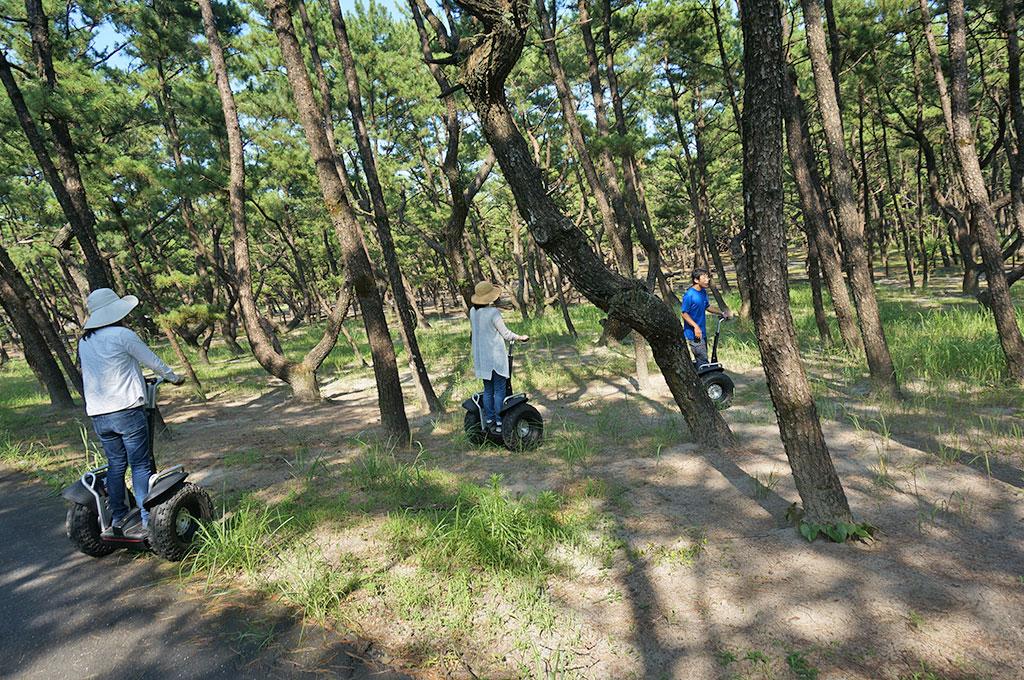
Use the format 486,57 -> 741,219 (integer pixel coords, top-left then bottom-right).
78,288 -> 184,539
469,281 -> 528,434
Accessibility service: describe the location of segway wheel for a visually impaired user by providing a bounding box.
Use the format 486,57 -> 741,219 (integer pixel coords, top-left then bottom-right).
702,372 -> 735,410
501,403 -> 544,451
66,502 -> 116,557
149,482 -> 213,561
463,409 -> 488,446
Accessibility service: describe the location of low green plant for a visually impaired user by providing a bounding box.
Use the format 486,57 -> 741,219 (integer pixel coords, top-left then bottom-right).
799,520 -> 876,543
785,651 -> 819,679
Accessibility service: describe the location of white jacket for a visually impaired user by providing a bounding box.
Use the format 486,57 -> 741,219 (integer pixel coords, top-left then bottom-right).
470,306 -> 520,379
79,326 -> 180,416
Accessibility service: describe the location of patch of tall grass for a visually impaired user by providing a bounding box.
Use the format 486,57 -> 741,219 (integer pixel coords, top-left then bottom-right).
183,498 -> 292,584
385,474 -> 581,575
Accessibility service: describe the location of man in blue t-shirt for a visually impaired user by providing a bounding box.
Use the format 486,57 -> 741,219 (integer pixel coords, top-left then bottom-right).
681,268 -> 731,367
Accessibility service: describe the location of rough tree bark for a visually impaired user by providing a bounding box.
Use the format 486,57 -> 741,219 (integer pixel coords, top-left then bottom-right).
263,0 -> 410,436
0,243 -> 83,395
741,0 -> 853,525
0,277 -> 74,408
326,2 -> 442,414
800,0 -> 900,396
781,59 -> 862,353
198,0 -> 358,406
947,0 -> 1024,381
446,0 -> 732,447
534,0 -> 649,390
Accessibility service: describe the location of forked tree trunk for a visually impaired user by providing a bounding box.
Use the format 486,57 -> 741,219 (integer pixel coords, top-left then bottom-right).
800,0 -> 899,397
947,0 -> 1024,381
263,0 -> 409,437
449,0 -> 731,447
740,0 -> 852,526
198,0 -> 357,408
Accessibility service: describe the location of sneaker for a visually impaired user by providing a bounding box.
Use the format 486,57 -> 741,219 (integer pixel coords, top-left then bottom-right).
122,524 -> 150,541
102,520 -> 125,538
494,423 -> 502,435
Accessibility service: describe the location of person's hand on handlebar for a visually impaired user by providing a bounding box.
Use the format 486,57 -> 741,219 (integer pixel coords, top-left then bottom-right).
518,335 -> 529,342
168,373 -> 186,386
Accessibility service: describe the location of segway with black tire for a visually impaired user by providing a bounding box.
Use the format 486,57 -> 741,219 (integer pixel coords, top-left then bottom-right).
695,316 -> 735,409
462,340 -> 544,451
62,377 -> 213,561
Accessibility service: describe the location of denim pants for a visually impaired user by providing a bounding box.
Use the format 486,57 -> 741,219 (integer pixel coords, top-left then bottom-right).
688,337 -> 710,368
482,371 -> 508,425
92,407 -> 152,526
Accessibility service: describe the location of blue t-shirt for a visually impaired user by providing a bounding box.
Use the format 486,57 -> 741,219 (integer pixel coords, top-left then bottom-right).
681,286 -> 710,341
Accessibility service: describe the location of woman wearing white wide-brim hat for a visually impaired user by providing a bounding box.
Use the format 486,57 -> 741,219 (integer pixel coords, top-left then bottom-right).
78,288 -> 183,539
469,281 -> 528,435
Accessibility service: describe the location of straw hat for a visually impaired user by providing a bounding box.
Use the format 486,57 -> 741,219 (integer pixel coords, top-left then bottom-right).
470,281 -> 502,305
83,288 -> 139,329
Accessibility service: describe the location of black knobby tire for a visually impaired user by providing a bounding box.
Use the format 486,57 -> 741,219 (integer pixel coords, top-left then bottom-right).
66,502 -> 116,558
702,372 -> 735,409
149,482 -> 213,561
463,409 -> 488,446
502,403 -> 544,451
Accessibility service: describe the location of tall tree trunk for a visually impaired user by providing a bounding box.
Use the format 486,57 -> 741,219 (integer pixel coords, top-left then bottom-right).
20,0 -> 112,291
449,0 -> 732,448
947,0 -> 1024,381
326,2 -> 442,414
1003,0 -> 1024,238
781,59 -> 863,354
0,243 -> 83,395
535,0 -> 649,389
741,0 -> 852,526
264,0 -> 409,436
199,0 -> 353,405
0,277 -> 74,408
806,231 -> 834,346
409,0 -> 497,311
800,0 -> 900,396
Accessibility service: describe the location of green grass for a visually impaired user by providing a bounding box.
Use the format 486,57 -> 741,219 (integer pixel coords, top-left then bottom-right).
183,498 -> 292,585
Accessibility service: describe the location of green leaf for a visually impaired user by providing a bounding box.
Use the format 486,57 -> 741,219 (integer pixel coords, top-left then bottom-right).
799,521 -> 819,542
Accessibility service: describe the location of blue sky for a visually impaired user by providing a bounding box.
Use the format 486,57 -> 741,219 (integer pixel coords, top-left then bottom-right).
92,0 -> 411,70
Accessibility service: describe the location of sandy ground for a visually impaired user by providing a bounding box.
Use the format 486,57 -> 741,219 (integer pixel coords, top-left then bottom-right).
128,344 -> 1024,680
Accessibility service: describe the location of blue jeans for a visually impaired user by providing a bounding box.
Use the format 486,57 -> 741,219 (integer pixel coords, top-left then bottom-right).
482,371 -> 508,425
92,407 -> 152,526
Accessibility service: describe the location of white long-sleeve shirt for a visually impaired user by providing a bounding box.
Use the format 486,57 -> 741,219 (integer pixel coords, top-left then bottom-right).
470,306 -> 520,379
78,326 -> 181,416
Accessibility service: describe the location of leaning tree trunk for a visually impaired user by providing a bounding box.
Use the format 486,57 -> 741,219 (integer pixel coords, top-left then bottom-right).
448,0 -> 732,448
800,0 -> 900,397
947,0 -> 1024,381
0,277 -> 74,408
534,0 -> 649,389
740,0 -> 853,526
0,243 -> 82,395
264,0 -> 409,438
326,4 -> 442,415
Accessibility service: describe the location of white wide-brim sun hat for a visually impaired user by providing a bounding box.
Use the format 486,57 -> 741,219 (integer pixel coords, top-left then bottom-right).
83,288 -> 139,329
